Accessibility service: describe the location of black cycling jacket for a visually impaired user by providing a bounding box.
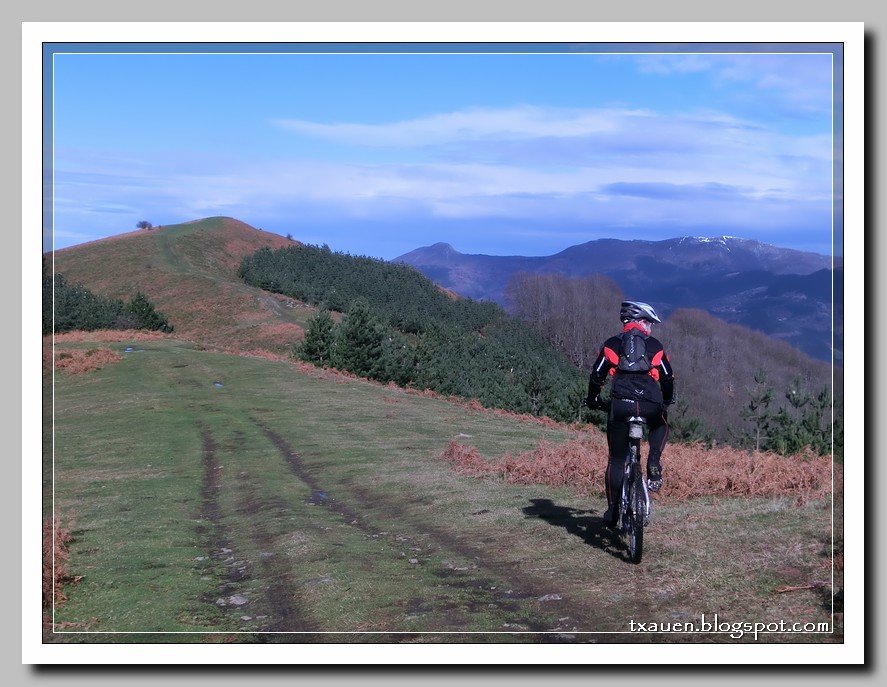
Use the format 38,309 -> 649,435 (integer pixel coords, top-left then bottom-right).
587,322 -> 675,406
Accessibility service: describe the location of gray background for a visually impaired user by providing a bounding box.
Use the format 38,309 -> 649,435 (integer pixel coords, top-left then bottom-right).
15,0 -> 876,681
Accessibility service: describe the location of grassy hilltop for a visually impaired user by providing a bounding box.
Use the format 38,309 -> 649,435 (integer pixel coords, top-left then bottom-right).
51,217 -> 309,355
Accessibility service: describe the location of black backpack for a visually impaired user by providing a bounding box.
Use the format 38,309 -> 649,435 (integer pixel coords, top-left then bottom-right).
616,331 -> 652,373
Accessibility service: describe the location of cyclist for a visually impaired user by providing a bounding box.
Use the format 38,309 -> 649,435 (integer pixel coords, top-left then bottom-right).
586,301 -> 676,528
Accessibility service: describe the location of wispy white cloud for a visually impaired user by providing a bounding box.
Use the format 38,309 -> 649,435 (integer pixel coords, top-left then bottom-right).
634,53 -> 715,75
634,53 -> 833,116
268,105 -> 831,197
274,104 -> 830,163
274,105 -> 643,147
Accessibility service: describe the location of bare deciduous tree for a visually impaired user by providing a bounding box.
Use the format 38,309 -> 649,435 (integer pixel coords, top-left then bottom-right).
505,271 -> 624,371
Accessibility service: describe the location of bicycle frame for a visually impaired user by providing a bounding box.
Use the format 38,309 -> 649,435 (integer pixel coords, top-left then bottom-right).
621,415 -> 651,528
587,398 -> 652,563
619,414 -> 651,564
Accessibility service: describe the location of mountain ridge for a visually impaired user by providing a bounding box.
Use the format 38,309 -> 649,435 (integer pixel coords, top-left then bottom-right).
397,235 -> 836,272
395,236 -> 841,364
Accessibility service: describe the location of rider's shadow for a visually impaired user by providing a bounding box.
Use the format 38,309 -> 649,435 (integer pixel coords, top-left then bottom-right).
522,498 -> 626,560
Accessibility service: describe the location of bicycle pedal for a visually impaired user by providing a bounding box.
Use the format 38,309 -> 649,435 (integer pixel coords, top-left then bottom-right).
647,478 -> 662,492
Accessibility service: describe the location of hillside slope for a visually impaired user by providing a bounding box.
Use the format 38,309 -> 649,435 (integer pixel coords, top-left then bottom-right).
48,217 -> 310,356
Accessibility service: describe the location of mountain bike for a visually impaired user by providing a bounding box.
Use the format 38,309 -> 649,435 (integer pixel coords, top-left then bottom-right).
620,411 -> 652,564
589,400 -> 652,564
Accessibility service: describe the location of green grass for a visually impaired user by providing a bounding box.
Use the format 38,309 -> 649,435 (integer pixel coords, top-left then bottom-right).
43,337 -> 840,644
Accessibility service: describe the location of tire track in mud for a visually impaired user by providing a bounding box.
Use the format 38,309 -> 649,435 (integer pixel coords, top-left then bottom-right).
233,474 -> 320,636
197,426 -> 245,611
197,427 -> 235,574
253,420 -> 651,640
254,421 -> 378,536
197,424 -> 319,638
344,482 -> 654,638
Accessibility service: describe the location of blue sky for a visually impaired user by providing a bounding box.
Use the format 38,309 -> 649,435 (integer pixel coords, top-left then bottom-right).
45,43 -> 842,259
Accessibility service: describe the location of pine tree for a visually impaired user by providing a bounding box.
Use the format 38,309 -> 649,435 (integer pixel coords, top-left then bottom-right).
298,308 -> 336,365
125,292 -> 173,332
333,300 -> 385,379
380,330 -> 417,386
667,399 -> 713,446
802,385 -> 837,457
738,368 -> 775,451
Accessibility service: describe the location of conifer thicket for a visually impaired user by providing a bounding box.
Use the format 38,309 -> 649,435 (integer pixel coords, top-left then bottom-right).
238,244 -> 586,422
43,259 -> 173,335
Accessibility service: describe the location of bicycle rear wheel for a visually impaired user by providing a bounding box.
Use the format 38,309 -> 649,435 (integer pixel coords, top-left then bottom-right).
627,460 -> 645,564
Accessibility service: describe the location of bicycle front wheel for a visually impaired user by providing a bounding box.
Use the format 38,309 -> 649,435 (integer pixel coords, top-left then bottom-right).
627,461 -> 645,564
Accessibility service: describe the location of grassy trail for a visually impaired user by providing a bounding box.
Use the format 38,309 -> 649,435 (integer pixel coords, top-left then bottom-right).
44,337 -> 839,644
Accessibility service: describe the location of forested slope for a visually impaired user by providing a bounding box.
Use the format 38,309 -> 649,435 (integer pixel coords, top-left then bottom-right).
238,243 -> 587,423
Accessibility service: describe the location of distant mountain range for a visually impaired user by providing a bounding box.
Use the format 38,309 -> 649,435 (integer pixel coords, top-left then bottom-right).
395,236 -> 843,365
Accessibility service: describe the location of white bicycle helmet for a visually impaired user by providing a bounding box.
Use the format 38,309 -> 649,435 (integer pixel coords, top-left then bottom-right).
620,300 -> 662,324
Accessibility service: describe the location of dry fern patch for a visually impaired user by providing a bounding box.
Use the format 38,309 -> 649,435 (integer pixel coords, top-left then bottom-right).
42,510 -> 79,629
43,330 -> 169,376
439,435 -> 839,504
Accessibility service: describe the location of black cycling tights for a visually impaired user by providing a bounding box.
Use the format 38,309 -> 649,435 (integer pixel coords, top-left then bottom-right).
604,399 -> 669,507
